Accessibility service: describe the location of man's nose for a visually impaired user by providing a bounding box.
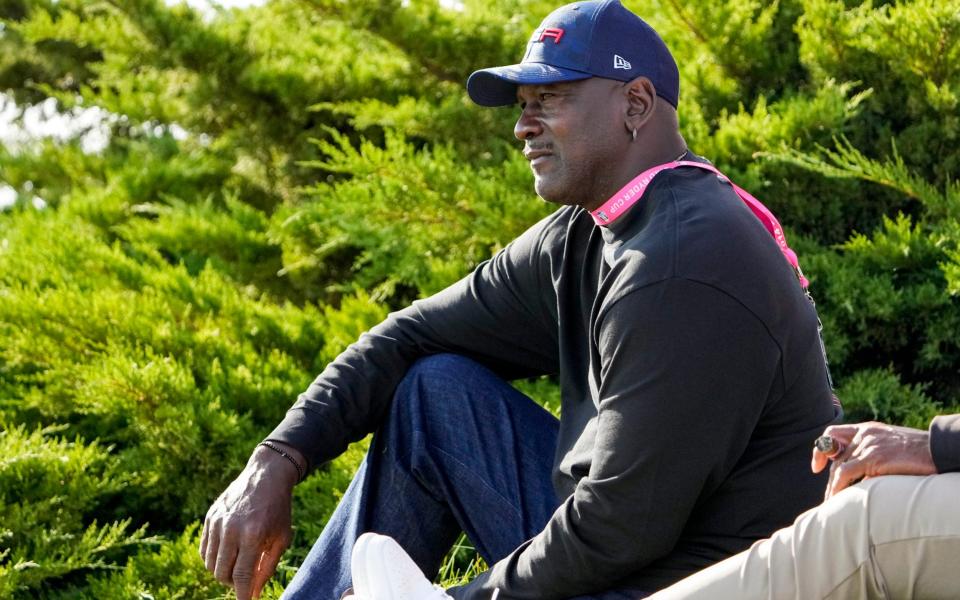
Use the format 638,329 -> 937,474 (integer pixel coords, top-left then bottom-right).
514,107 -> 543,141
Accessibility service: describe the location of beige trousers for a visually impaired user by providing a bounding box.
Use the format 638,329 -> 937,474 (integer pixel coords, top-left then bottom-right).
649,474 -> 960,600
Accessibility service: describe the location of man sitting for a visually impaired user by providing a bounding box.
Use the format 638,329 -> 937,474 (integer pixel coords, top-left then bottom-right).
200,2 -> 839,598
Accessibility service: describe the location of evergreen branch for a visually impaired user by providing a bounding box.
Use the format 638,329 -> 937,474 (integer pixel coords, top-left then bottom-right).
297,0 -> 460,84
661,0 -> 746,82
762,137 -> 955,219
297,0 -> 524,86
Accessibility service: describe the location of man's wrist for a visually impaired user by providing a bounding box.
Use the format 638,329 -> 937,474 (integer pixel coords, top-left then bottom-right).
254,440 -> 307,486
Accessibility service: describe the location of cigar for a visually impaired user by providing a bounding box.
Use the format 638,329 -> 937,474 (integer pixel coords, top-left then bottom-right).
814,435 -> 845,459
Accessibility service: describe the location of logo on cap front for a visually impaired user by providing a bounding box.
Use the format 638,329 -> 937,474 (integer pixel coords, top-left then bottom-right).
613,55 -> 632,70
538,27 -> 565,43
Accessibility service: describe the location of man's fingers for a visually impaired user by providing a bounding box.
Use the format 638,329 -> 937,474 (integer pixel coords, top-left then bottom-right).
821,424 -> 858,445
204,521 -> 222,574
231,542 -> 262,600
201,453 -> 297,595
199,515 -> 210,559
827,457 -> 866,498
834,438 -> 857,463
825,461 -> 838,501
251,536 -> 288,599
811,447 -> 830,473
853,434 -> 878,457
214,529 -> 239,587
813,424 -> 862,474
816,435 -> 855,481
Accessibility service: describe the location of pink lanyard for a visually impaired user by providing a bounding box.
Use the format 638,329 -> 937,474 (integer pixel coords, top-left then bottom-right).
590,160 -> 809,289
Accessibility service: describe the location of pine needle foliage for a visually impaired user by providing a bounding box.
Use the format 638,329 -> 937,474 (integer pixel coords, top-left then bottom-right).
0,424 -> 154,596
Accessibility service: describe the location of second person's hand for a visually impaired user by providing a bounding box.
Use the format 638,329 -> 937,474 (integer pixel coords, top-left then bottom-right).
811,422 -> 937,499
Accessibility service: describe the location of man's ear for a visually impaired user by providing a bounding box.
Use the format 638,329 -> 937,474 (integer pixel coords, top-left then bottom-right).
624,77 -> 658,134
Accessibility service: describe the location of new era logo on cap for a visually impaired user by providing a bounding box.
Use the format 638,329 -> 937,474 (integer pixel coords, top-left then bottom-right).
613,55 -> 631,70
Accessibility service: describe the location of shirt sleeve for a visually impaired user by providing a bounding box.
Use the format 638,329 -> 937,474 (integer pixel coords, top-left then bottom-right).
450,278 -> 782,599
929,414 -> 960,473
266,214 -> 562,470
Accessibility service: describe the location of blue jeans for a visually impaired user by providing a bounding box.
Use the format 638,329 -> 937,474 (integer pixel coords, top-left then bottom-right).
281,354 -> 646,600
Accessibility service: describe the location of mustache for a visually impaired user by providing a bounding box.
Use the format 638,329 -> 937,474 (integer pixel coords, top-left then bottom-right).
524,142 -> 553,152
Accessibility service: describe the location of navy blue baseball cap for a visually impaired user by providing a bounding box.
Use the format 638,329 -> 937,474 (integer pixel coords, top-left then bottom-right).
467,0 -> 679,108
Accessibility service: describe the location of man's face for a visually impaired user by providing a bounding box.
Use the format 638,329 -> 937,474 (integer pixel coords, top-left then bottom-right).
514,78 -> 629,209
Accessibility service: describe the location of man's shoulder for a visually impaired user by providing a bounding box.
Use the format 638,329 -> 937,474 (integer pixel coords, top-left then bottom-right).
605,169 -> 813,331
644,168 -> 796,281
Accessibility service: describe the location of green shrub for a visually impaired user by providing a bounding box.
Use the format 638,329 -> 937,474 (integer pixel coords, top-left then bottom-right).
834,368 -> 943,429
0,424 -> 151,596
49,524 -> 221,600
273,129 -> 551,304
0,207 -> 324,527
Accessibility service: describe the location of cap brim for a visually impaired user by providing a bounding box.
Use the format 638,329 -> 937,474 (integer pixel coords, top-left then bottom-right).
466,63 -> 593,107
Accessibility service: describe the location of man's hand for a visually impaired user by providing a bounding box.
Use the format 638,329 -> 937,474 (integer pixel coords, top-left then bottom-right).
811,421 -> 937,500
200,442 -> 304,599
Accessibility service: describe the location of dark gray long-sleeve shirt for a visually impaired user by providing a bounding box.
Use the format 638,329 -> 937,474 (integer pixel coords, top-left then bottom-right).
268,158 -> 838,598
930,414 -> 960,473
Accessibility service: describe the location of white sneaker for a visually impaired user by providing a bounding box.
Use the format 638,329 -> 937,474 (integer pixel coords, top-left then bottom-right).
351,532 -> 454,600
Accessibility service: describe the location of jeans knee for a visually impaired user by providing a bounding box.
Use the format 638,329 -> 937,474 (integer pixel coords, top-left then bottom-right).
391,354 -> 485,424
398,353 -> 483,400
405,353 -> 480,381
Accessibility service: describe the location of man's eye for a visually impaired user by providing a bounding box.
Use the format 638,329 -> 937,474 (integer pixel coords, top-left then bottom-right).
539,93 -> 555,101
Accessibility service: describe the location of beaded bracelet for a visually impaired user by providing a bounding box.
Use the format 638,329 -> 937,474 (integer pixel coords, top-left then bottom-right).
258,441 -> 305,483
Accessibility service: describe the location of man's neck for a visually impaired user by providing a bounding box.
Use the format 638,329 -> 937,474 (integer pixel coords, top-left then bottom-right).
632,132 -> 689,174
580,135 -> 688,212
